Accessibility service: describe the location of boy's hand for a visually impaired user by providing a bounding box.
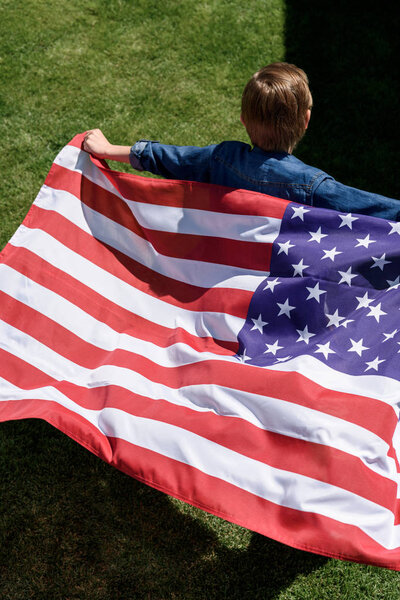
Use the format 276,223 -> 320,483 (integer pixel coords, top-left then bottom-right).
83,129 -> 113,158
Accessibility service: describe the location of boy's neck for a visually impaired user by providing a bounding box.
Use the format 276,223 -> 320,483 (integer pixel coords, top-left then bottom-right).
252,144 -> 291,155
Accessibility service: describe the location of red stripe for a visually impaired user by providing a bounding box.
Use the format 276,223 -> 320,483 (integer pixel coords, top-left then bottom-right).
5,248 -> 238,355
388,445 -> 400,474
104,172 -> 289,218
136,227 -> 270,271
8,387 -> 400,515
0,398 -> 112,463
0,368 -> 397,517
2,290 -> 397,444
0,395 -> 398,570
21,205 -> 253,320
48,143 -> 290,219
106,438 -> 400,570
45,165 -> 275,271
66,133 -> 86,150
77,168 -> 273,271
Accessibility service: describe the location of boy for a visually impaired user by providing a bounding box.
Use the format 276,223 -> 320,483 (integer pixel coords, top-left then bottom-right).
83,62 -> 400,221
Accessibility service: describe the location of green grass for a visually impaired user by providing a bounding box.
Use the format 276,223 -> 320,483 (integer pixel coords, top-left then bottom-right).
0,0 -> 284,249
1,1 -> 400,598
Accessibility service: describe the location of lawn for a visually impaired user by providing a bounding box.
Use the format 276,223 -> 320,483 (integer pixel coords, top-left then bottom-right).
1,1 -> 400,598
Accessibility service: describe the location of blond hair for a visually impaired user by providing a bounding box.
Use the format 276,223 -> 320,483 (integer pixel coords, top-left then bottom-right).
241,62 -> 313,153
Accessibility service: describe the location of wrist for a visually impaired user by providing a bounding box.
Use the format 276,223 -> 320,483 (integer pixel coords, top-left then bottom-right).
103,144 -> 132,163
103,143 -> 120,158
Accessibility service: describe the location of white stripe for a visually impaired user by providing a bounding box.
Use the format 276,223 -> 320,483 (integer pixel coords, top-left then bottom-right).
53,144 -> 282,244
6,232 -> 243,343
124,198 -> 281,243
0,265 -> 234,366
54,144 -> 118,195
100,409 -> 400,550
32,185 -> 266,292
0,319 -> 397,487
265,355 -> 400,414
0,374 -> 399,550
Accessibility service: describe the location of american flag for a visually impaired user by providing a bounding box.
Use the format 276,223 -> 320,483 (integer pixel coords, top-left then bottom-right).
1,134 -> 400,570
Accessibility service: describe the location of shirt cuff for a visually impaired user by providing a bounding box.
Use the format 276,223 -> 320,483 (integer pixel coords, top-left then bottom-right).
129,140 -> 149,171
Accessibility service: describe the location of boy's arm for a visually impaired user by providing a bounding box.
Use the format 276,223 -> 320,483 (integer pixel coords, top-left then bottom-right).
130,139 -> 216,182
84,129 -> 216,182
313,178 -> 400,221
83,129 -> 131,163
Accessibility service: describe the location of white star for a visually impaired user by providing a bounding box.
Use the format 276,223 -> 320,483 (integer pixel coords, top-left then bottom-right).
275,355 -> 293,362
371,253 -> 391,271
325,309 -> 345,327
277,240 -> 295,255
306,282 -> 327,302
383,329 -> 398,342
321,247 -> 342,262
348,338 -> 369,356
264,278 -> 281,292
277,298 -> 295,317
367,303 -> 387,323
315,342 -> 335,360
308,227 -> 327,243
296,325 -> 316,344
338,266 -> 357,286
291,205 -> 310,221
388,222 -> 400,235
251,314 -> 268,333
386,276 -> 400,288
292,258 -> 309,277
365,356 -> 385,372
264,340 -> 283,355
355,234 -> 376,249
338,213 -> 358,229
237,349 -> 252,363
355,292 -> 373,309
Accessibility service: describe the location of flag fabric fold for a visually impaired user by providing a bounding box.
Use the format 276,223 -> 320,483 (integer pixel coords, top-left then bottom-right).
1,133 -> 400,570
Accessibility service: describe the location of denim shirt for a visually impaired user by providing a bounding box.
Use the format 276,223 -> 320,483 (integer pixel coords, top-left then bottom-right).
130,140 -> 400,221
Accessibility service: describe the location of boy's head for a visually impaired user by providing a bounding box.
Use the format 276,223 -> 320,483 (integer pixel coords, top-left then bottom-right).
241,62 -> 312,153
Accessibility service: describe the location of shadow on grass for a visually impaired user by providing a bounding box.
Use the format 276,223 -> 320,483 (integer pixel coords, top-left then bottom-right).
0,420 -> 326,600
285,1 -> 400,200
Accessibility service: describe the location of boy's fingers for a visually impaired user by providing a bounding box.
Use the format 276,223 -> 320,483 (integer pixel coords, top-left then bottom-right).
83,131 -> 96,148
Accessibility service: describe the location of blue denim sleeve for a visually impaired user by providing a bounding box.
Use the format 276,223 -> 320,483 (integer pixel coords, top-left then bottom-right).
129,140 -> 217,182
313,178 -> 400,221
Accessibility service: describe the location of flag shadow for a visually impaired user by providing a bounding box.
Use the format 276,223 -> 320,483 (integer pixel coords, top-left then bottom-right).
0,419 -> 327,600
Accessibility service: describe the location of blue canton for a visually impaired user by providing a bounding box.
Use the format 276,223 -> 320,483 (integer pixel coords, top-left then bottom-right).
237,204 -> 400,378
